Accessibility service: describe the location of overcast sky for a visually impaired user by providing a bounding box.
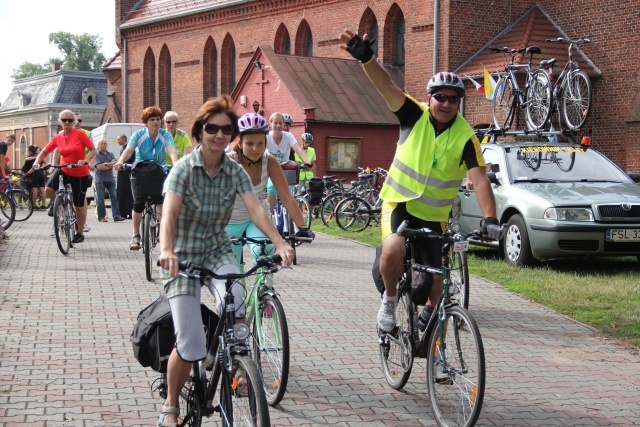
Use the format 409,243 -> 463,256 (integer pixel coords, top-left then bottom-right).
0,0 -> 118,104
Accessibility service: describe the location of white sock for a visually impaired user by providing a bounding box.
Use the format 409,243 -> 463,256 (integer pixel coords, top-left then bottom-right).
383,292 -> 397,304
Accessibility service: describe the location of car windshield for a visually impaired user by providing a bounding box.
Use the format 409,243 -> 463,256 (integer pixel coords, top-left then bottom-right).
505,145 -> 632,183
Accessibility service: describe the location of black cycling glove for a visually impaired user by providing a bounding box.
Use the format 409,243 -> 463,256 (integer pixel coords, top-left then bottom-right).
346,35 -> 376,63
295,227 -> 315,241
481,217 -> 501,241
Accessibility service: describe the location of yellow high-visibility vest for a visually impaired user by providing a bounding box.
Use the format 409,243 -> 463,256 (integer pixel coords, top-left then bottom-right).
380,101 -> 476,221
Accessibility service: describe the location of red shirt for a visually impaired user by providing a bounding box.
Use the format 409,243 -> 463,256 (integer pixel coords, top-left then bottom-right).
45,129 -> 94,177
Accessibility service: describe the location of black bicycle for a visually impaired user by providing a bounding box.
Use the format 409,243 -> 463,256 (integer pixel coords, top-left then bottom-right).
155,257 -> 276,426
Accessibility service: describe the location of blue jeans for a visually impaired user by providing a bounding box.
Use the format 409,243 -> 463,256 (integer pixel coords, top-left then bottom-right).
96,181 -> 121,220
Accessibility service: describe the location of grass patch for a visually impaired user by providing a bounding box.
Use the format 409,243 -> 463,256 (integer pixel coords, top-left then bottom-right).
313,223 -> 640,347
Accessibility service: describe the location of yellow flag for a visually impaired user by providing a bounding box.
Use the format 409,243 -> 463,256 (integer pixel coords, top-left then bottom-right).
483,64 -> 496,100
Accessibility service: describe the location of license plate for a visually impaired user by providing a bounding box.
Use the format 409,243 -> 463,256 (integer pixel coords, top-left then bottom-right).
453,241 -> 469,252
606,229 -> 640,242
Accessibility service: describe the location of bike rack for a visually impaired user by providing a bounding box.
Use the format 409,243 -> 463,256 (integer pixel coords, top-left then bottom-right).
474,127 -> 580,144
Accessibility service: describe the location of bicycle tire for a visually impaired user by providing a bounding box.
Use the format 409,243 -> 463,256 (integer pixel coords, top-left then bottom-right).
252,294 -> 290,406
295,195 -> 312,229
335,196 -> 372,232
226,354 -> 271,426
562,69 -> 592,131
450,251 -> 469,310
0,192 -> 16,230
492,76 -> 514,130
53,196 -> 71,255
178,373 -> 202,427
11,189 -> 34,221
525,69 -> 552,130
426,305 -> 485,427
144,211 -> 153,281
319,192 -> 343,227
553,151 -> 576,173
380,288 -> 414,390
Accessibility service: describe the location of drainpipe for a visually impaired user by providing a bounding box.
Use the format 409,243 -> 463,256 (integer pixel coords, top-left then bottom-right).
118,27 -> 127,123
433,0 -> 439,75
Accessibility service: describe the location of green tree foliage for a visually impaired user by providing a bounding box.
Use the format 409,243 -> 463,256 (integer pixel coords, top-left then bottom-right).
11,32 -> 106,80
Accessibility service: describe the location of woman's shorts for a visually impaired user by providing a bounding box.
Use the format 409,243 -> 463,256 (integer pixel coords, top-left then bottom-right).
46,171 -> 90,207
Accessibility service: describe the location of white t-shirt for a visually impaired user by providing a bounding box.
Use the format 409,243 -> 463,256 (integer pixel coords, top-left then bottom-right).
266,131 -> 299,163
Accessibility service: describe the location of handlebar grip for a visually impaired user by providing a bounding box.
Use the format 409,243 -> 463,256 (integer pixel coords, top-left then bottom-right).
270,254 -> 282,264
397,220 -> 409,235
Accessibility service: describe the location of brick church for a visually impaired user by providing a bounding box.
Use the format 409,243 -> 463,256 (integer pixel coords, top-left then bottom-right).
104,0 -> 640,177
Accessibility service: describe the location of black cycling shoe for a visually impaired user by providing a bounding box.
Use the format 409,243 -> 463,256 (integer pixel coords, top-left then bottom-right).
72,233 -> 84,243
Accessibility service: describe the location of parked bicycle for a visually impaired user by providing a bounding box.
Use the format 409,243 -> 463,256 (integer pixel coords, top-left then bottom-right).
542,36 -> 595,131
1,172 -> 33,222
40,164 -> 81,255
378,221 -> 486,427
153,257 -> 275,426
0,180 -> 16,230
491,45 -> 552,131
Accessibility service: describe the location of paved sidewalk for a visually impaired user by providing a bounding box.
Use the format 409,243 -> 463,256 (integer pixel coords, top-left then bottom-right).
1,210 -> 639,426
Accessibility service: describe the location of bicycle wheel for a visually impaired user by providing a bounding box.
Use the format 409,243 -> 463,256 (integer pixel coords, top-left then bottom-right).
319,192 -> 343,227
295,195 -> 312,229
450,251 -> 469,310
427,306 -> 485,427
380,288 -> 414,390
53,196 -> 71,255
562,69 -> 592,131
0,192 -> 16,230
525,69 -> 552,130
143,211 -> 153,281
223,354 -> 270,426
335,196 -> 372,232
492,76 -> 514,130
252,294 -> 290,406
10,190 -> 34,221
178,371 -> 202,427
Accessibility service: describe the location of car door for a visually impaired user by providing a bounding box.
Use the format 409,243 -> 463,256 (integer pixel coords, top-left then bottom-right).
458,146 -> 502,232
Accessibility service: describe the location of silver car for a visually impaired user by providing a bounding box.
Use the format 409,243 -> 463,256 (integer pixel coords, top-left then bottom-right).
456,140 -> 640,266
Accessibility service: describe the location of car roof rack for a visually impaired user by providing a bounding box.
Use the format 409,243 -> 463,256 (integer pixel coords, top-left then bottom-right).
473,126 -> 580,144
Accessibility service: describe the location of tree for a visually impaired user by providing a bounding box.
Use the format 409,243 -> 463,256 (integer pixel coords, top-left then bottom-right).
11,32 -> 106,80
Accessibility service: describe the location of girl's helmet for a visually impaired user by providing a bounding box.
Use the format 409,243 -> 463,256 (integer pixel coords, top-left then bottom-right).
238,113 -> 269,135
301,133 -> 313,143
282,113 -> 293,124
426,71 -> 465,98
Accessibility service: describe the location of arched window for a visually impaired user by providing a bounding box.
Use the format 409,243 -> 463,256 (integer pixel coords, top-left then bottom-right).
203,37 -> 218,101
358,8 -> 378,58
295,20 -> 313,57
221,34 -> 236,95
143,47 -> 156,107
274,23 -> 291,55
159,44 -> 172,113
384,4 -> 406,72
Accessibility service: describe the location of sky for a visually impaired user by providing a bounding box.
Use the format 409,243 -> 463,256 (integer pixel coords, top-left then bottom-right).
0,0 -> 119,104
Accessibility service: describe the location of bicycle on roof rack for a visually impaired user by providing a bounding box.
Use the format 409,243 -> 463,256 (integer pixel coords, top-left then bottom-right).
490,45 -> 552,132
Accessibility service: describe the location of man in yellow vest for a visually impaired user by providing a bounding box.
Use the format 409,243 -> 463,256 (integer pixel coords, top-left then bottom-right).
339,30 -> 500,332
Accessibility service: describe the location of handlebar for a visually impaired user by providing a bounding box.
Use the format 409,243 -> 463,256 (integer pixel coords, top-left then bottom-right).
37,163 -> 84,171
546,36 -> 595,45
397,220 -> 484,242
157,254 -> 283,280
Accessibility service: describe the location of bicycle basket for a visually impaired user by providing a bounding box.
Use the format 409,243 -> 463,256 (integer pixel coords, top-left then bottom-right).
282,169 -> 299,186
308,177 -> 324,204
130,161 -> 166,201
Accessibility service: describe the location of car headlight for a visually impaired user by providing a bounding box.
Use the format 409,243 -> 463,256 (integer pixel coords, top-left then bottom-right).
544,208 -> 594,221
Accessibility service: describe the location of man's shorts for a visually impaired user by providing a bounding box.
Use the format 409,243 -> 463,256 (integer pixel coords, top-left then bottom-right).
46,171 -> 91,207
381,201 -> 444,268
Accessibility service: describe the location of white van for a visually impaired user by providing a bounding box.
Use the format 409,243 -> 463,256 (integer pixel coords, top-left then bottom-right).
88,123 -> 144,204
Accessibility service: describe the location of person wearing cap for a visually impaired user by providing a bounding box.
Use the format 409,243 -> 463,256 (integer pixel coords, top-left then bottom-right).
339,30 -> 500,333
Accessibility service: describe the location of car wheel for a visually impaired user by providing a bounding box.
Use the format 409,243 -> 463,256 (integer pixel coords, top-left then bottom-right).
503,214 -> 535,266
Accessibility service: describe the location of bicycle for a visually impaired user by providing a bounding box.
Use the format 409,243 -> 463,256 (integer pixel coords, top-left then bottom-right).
0,182 -> 16,231
491,45 -> 552,131
542,36 -> 595,131
378,220 -> 485,427
1,172 -> 33,222
42,164 -> 81,255
231,236 -> 292,406
154,257 -> 275,426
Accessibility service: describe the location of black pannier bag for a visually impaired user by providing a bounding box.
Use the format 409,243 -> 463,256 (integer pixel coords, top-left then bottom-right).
131,294 -> 218,373
307,177 -> 324,205
130,160 -> 166,202
371,245 -> 433,306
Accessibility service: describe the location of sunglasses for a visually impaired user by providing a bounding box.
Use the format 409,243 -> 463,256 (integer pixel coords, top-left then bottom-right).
60,118 -> 75,123
203,123 -> 234,135
77,119 -> 83,123
165,120 -> 177,124
432,93 -> 460,104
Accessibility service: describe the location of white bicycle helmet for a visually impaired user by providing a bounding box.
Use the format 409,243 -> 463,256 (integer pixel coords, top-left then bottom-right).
301,133 -> 313,143
427,71 -> 465,97
282,113 -> 293,124
238,113 -> 269,135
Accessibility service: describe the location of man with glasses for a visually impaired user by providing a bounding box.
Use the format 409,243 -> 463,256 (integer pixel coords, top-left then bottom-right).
163,111 -> 193,165
339,30 -> 500,333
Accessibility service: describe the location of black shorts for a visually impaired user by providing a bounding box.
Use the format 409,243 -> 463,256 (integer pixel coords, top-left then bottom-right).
381,201 -> 443,268
132,194 -> 164,213
46,171 -> 91,207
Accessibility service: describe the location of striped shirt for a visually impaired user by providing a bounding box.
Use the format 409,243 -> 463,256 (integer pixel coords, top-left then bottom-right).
128,127 -> 175,164
161,146 -> 254,297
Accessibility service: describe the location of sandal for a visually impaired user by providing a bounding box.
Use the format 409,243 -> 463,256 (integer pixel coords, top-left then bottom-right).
157,405 -> 179,427
129,234 -> 141,251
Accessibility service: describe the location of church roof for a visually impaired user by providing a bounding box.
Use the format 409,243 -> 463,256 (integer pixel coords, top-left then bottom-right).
0,71 -> 107,113
253,46 -> 399,125
456,6 -> 601,78
102,52 -> 122,70
120,0 -> 247,28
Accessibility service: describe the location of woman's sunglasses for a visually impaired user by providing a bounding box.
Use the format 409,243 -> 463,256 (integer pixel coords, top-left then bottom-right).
203,123 -> 234,135
60,118 -> 75,123
432,93 -> 460,104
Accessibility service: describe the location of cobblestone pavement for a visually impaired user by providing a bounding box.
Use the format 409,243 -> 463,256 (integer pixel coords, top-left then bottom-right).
1,210 -> 639,426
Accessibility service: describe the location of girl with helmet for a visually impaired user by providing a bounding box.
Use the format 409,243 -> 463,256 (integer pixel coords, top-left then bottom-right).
226,112 -> 314,264
294,133 -> 316,184
282,113 -> 293,132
